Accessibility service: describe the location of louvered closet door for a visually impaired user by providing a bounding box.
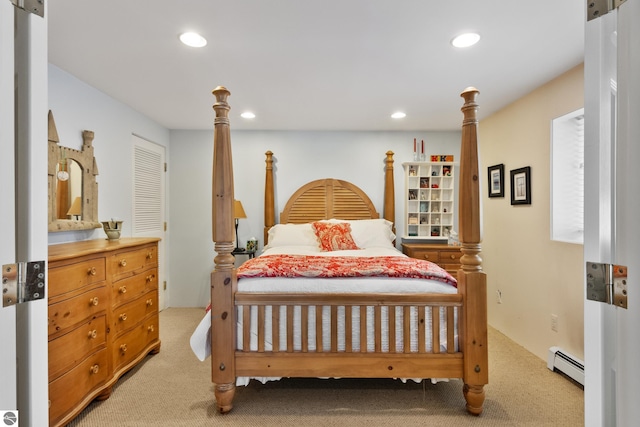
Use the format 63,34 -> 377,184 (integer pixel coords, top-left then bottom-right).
132,135 -> 166,309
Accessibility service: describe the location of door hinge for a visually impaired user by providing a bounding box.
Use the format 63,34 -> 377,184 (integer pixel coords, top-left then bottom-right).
163,281 -> 167,290
2,261 -> 46,308
587,0 -> 628,21
586,262 -> 628,308
9,0 -> 44,17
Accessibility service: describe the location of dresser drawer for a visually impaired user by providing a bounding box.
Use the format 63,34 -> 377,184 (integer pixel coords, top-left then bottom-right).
110,244 -> 158,280
49,347 -> 109,426
111,290 -> 158,336
48,257 -> 106,299
49,315 -> 106,382
111,267 -> 158,308
406,248 -> 439,262
112,314 -> 160,373
48,286 -> 108,336
437,248 -> 462,264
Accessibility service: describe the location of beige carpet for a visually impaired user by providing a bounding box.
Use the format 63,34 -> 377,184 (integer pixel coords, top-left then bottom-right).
68,307 -> 583,426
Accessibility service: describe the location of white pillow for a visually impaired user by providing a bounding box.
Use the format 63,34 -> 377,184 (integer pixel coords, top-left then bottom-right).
265,223 -> 318,248
328,218 -> 396,249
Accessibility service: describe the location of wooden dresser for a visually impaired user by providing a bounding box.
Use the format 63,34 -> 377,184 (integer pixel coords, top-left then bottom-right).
401,242 -> 462,279
48,238 -> 161,427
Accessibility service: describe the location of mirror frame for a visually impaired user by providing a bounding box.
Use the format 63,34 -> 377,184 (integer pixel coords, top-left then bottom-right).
48,110 -> 101,232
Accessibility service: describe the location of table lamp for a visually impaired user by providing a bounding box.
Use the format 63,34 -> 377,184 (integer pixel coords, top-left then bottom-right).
234,200 -> 247,252
67,196 -> 82,220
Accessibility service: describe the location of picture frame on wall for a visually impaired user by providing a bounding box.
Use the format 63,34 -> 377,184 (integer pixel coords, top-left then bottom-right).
487,164 -> 504,198
510,166 -> 531,205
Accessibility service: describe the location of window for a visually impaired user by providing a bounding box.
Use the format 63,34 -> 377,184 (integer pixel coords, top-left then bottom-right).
551,108 -> 584,244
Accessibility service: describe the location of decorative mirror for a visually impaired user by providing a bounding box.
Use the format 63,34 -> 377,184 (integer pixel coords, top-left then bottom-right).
48,110 -> 101,232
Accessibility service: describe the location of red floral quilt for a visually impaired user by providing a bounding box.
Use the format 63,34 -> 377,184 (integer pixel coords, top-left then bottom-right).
237,255 -> 457,287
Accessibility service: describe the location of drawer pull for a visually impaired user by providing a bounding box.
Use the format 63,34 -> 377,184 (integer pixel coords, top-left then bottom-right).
89,297 -> 99,306
148,325 -> 155,333
449,254 -> 456,259
119,286 -> 127,294
146,252 -> 153,260
146,299 -> 153,307
120,344 -> 127,354
146,274 -> 155,283
423,255 -> 430,260
87,267 -> 97,276
88,329 -> 98,339
119,313 -> 128,321
119,259 -> 127,267
89,364 -> 100,374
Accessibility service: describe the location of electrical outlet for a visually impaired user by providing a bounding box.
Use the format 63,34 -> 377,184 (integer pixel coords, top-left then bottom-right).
496,290 -> 502,304
551,314 -> 559,332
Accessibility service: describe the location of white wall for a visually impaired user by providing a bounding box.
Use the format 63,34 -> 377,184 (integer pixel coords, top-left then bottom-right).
169,129 -> 461,307
47,64 -> 171,244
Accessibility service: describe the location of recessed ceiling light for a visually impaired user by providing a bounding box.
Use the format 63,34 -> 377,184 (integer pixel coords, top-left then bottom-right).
179,32 -> 207,48
391,112 -> 406,119
241,112 -> 256,119
451,33 -> 480,48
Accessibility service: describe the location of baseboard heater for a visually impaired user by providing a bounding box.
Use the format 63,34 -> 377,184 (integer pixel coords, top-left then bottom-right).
547,346 -> 584,386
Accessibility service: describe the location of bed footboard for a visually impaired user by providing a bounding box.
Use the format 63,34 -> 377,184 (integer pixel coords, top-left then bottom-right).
235,293 -> 463,379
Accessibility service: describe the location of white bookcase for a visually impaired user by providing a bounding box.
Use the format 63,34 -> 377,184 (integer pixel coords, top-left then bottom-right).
402,162 -> 455,241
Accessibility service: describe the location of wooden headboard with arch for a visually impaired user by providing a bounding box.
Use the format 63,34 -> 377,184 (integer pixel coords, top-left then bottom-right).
262,150 -> 396,244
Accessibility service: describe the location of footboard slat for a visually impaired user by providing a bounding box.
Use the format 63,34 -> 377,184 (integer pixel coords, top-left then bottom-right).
374,306 -> 382,352
360,306 -> 367,352
418,306 -> 426,353
286,306 -> 294,352
345,306 -> 353,353
403,306 -> 411,354
389,306 -> 396,353
242,306 -> 250,352
301,306 -> 309,353
258,306 -> 266,353
447,306 -> 455,354
272,306 -> 280,352
316,306 -> 322,351
331,306 -> 338,352
432,307 -> 440,354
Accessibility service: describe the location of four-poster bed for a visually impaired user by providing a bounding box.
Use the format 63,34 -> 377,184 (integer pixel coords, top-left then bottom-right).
209,86 -> 487,415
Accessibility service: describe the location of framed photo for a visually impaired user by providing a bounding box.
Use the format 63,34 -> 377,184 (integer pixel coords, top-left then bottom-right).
487,164 -> 504,198
510,166 -> 531,205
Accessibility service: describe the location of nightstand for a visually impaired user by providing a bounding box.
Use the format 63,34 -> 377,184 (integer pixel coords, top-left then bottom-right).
401,242 -> 462,279
232,249 -> 256,260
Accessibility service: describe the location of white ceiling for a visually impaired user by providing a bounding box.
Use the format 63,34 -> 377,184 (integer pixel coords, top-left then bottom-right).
47,1 -> 585,132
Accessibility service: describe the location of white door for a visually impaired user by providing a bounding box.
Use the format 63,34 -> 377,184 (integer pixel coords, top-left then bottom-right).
0,4 -> 49,426
0,0 -> 18,414
132,135 -> 167,309
584,1 -> 640,426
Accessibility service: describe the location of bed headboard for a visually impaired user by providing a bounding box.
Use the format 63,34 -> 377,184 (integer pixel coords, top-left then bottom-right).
280,178 -> 379,224
263,151 -> 395,244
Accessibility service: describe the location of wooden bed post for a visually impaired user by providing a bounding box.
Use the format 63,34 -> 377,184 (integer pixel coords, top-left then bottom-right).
264,151 -> 275,245
383,151 -> 395,226
457,87 -> 488,415
210,86 -> 237,413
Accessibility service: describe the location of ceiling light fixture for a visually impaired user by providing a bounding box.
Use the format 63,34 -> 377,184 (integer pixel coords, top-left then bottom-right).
391,112 -> 406,119
451,32 -> 480,48
241,112 -> 256,119
179,32 -> 207,48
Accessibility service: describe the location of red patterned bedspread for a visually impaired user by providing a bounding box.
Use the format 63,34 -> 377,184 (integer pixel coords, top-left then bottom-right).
237,255 -> 457,287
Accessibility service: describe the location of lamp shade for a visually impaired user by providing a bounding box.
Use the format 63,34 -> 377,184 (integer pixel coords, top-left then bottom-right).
234,200 -> 247,219
67,197 -> 82,217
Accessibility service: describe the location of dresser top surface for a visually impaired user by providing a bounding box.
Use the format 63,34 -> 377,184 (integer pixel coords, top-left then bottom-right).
49,237 -> 160,262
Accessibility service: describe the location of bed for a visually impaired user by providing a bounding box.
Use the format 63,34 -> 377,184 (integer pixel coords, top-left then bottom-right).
209,87 -> 487,415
